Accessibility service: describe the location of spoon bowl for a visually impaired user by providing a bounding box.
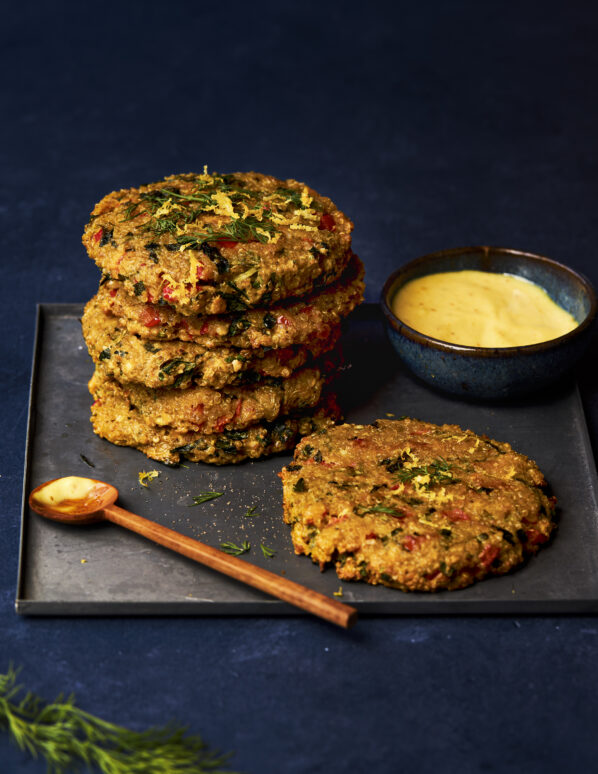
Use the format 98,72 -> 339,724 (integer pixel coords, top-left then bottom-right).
29,477 -> 118,524
28,476 -> 357,628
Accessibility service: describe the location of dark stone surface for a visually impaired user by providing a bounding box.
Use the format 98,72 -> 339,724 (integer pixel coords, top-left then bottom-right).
2,1 -> 598,771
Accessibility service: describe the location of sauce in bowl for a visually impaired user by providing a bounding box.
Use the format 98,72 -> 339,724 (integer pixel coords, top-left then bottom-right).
392,269 -> 578,348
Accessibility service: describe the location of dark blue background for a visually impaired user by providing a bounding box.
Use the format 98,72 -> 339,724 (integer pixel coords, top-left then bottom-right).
2,2 -> 598,771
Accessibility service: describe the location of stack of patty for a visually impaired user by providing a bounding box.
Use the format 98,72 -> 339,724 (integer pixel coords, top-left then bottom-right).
81,170 -> 364,464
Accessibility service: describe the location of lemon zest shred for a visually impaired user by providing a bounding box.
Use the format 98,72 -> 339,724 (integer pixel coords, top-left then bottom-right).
138,470 -> 160,487
289,223 -> 318,232
297,209 -> 319,221
187,254 -> 201,285
300,186 -> 313,208
212,190 -> 238,219
161,272 -> 186,300
155,199 -> 180,218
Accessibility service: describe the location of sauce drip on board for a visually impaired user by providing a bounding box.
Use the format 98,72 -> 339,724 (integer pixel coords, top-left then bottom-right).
392,270 -> 578,348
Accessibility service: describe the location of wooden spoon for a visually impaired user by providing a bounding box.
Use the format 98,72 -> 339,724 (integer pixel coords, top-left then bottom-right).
28,476 -> 357,629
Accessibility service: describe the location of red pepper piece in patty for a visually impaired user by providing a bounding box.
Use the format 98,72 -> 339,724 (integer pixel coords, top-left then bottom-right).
443,507 -> 471,522
525,528 -> 549,545
327,514 -> 347,526
93,227 -> 103,243
403,534 -> 425,552
318,213 -> 336,231
162,281 -> 176,302
479,544 -> 500,567
139,305 -> 161,328
213,415 -> 230,433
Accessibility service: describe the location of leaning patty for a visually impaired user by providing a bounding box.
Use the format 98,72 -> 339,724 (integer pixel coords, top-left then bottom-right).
83,294 -> 341,389
90,384 -> 341,465
279,418 -> 556,592
82,171 -> 353,315
95,252 -> 364,349
89,363 -> 330,435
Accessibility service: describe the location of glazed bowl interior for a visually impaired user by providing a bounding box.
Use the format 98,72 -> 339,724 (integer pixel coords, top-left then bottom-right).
381,246 -> 597,400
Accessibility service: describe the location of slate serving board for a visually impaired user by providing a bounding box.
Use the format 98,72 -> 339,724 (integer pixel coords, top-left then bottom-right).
16,304 -> 598,615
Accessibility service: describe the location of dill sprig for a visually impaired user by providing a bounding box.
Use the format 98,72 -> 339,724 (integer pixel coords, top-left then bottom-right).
189,492 -> 223,506
174,216 -> 277,247
260,544 -> 276,559
0,665 -> 238,774
220,541 -> 250,556
122,176 -> 280,244
273,186 -> 309,209
394,458 -> 457,489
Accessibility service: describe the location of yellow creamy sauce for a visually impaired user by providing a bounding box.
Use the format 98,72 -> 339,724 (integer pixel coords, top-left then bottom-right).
32,476 -> 104,513
392,270 -> 578,347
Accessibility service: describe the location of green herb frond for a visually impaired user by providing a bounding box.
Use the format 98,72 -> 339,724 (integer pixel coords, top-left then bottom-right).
0,665 -> 238,773
189,492 -> 224,506
394,458 -> 457,489
220,541 -> 250,556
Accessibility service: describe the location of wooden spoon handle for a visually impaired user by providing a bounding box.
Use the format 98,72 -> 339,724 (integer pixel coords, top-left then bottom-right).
103,504 -> 357,628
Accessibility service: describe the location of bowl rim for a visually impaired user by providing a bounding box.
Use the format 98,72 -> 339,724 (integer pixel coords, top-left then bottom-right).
381,245 -> 598,357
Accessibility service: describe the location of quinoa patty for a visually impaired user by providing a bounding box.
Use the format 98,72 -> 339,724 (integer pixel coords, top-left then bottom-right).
83,294 -> 341,389
95,252 -> 364,350
279,418 -> 556,592
82,171 -> 353,315
90,384 -> 341,465
90,363 -> 330,435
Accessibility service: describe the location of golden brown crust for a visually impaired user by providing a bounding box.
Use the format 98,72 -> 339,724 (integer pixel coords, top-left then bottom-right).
82,171 -> 353,315
90,380 -> 341,465
89,362 -> 332,436
279,418 -> 557,592
82,293 -> 341,389
94,252 -> 364,349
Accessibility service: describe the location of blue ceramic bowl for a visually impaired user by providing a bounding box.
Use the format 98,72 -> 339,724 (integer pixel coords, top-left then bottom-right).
381,246 -> 597,400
